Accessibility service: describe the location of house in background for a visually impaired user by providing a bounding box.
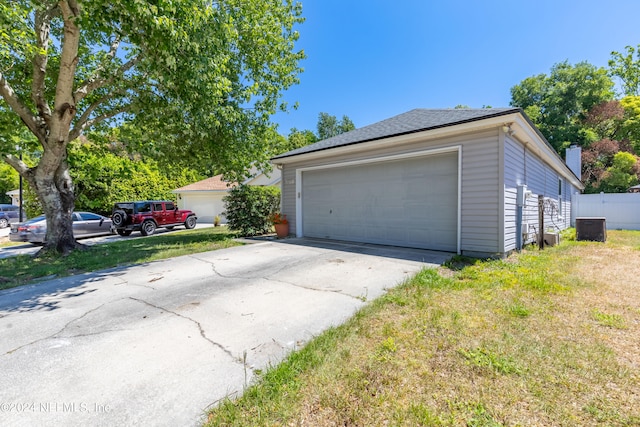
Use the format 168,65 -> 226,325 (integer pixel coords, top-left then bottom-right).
172,169 -> 281,223
272,108 -> 583,258
6,189 -> 19,206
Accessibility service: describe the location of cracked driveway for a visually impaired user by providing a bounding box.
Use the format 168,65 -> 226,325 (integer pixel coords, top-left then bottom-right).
0,238 -> 451,426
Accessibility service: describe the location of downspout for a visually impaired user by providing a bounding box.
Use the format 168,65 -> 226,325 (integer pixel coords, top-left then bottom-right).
516,143 -> 529,251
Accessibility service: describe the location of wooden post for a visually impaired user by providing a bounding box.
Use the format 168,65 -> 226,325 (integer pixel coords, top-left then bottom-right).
538,195 -> 544,250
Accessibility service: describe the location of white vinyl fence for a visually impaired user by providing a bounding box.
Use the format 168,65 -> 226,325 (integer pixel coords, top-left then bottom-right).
571,193 -> 640,230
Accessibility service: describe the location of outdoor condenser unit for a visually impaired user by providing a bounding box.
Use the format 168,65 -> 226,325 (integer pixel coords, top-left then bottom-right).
575,217 -> 607,242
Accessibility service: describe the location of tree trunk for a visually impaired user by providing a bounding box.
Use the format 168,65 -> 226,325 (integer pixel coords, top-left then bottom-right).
31,151 -> 82,255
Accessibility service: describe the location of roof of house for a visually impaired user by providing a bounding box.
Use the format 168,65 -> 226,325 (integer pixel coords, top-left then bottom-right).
173,175 -> 235,192
272,108 -> 521,160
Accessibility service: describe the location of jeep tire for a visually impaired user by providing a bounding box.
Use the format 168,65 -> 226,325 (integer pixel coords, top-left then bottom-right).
185,215 -> 197,229
112,210 -> 127,227
140,220 -> 156,236
116,229 -> 132,237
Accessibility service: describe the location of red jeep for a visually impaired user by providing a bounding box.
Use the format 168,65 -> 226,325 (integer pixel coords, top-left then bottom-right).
111,200 -> 197,236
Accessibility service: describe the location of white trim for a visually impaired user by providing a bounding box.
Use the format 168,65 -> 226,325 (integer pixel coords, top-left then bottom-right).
456,146 -> 462,255
296,168 -> 303,237
558,177 -> 564,218
295,145 -> 462,254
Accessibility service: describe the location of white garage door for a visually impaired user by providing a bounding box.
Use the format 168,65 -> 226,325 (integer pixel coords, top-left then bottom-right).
301,151 -> 458,252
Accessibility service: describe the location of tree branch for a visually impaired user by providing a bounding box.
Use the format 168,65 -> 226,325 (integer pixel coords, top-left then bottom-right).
31,5 -> 57,125
72,96 -> 106,132
74,53 -> 141,103
3,154 -> 31,176
69,104 -> 131,141
50,0 -> 82,144
0,72 -> 45,141
74,35 -> 121,101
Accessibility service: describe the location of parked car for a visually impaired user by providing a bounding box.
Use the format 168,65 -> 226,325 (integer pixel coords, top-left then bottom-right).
111,200 -> 197,236
9,212 -> 114,244
0,212 -> 11,228
0,204 -> 26,224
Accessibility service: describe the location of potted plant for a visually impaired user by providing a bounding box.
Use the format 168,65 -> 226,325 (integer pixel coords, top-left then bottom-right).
271,212 -> 289,239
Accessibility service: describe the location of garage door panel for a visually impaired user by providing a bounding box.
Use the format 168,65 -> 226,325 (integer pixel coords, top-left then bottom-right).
302,152 -> 458,251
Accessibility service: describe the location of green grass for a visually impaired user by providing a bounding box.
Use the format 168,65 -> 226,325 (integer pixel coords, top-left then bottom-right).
0,240 -> 23,248
0,227 -> 241,290
592,310 -> 627,329
205,230 -> 640,426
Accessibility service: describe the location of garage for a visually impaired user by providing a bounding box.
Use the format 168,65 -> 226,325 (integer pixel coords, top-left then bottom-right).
300,150 -> 459,252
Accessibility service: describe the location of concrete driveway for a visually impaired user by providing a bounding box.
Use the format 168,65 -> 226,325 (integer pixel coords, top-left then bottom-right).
0,238 -> 451,426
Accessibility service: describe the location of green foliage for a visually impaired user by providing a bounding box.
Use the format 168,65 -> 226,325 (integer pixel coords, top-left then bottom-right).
281,112 -> 354,154
600,151 -> 640,192
223,185 -> 280,236
285,128 -> 318,152
560,227 -> 576,241
67,142 -> 203,215
0,162 -> 18,203
620,96 -> 640,152
609,44 -> 640,96
510,61 -> 615,151
316,112 -> 356,140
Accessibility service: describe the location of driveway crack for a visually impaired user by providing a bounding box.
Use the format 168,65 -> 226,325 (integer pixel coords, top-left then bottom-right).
4,301 -> 123,355
128,297 -> 243,364
264,277 -> 368,302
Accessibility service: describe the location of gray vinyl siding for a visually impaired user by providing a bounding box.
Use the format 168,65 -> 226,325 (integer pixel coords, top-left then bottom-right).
503,137 -> 579,252
503,136 -> 524,252
281,165 -> 297,234
459,131 -> 500,255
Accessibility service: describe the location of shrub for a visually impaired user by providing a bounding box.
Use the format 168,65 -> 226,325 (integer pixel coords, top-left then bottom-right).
223,185 -> 281,236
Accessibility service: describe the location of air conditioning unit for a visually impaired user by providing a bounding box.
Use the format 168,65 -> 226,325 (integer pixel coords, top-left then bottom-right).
543,232 -> 560,246
575,217 -> 607,242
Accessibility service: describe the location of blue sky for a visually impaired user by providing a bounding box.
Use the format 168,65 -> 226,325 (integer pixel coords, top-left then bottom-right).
272,0 -> 640,135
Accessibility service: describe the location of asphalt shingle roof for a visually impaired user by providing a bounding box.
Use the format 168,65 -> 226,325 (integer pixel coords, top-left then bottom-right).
273,108 -> 521,160
173,175 -> 236,192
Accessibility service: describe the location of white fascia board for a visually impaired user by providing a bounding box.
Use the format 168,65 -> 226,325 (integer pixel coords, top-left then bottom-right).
510,116 -> 584,190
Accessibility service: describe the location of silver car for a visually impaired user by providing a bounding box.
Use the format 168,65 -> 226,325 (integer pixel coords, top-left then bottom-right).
9,212 -> 114,244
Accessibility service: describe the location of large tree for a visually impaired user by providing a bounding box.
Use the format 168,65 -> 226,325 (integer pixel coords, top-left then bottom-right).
510,61 -> 615,152
609,44 -> 640,96
316,112 -> 355,140
0,1 -> 304,254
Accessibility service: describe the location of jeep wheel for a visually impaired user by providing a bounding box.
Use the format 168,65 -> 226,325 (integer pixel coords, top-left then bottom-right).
185,215 -> 197,229
0,218 -> 8,228
112,210 -> 127,227
116,229 -> 132,237
140,220 -> 156,236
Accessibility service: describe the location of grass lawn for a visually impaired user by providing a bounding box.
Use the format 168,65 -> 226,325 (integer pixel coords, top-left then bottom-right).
0,227 -> 241,291
206,230 -> 640,426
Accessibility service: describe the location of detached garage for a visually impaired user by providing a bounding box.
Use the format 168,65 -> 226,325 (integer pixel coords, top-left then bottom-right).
272,108 -> 583,258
